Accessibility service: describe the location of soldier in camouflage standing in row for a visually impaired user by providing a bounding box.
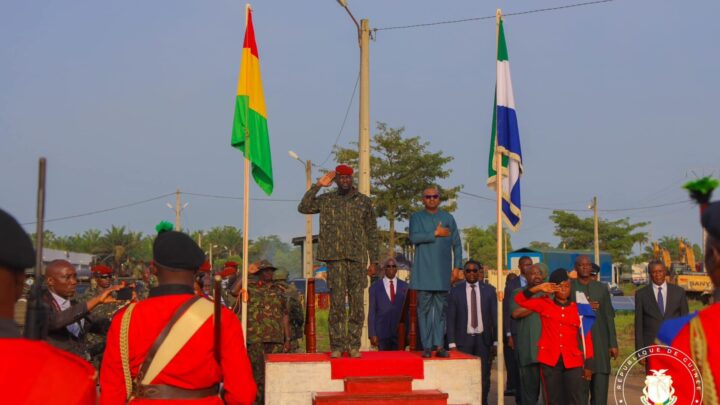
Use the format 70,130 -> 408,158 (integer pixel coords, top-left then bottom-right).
80,264 -> 128,368
273,269 -> 304,352
298,164 -> 379,358
236,260 -> 291,405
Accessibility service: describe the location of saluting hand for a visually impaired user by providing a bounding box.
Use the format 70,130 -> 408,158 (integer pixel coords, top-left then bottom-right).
316,171 -> 336,187
434,222 -> 450,237
532,282 -> 560,294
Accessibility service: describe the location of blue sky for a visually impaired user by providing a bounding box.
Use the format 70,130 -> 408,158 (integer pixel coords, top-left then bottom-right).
1,0 -> 718,255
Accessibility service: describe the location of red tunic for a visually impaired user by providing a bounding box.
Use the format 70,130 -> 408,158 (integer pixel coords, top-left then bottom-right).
100,291 -> 257,405
0,339 -> 96,404
515,291 -> 594,369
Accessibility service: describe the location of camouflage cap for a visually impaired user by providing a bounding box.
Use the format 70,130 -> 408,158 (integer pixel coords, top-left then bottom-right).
273,269 -> 289,280
249,259 -> 277,274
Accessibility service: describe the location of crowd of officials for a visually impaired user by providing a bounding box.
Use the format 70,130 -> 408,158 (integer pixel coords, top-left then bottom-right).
2,164 -> 720,404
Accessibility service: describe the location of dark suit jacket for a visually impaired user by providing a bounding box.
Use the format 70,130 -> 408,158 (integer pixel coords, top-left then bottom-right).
42,289 -> 104,356
504,276 -> 523,336
634,283 -> 689,350
368,278 -> 409,340
447,281 -> 497,348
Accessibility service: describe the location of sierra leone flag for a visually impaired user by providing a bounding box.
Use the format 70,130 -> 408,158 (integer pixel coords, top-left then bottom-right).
232,5 -> 274,195
487,17 -> 523,231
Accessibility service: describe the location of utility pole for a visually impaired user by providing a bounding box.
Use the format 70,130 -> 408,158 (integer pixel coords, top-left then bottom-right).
592,196 -> 600,266
166,188 -> 189,231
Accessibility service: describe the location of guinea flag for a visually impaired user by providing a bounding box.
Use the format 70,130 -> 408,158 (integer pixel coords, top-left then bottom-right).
231,6 -> 273,195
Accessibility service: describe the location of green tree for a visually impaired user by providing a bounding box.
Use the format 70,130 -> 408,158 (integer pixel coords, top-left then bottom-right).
334,122 -> 461,254
204,226 -> 244,258
549,210 -> 649,263
462,225 -> 513,268
639,235 -> 703,265
528,241 -> 553,250
96,226 -> 145,272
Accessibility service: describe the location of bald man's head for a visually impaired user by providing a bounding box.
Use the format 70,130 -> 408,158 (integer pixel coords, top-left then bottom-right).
46,260 -> 78,299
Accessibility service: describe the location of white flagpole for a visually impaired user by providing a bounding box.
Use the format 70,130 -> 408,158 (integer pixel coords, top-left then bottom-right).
495,9 -> 505,405
240,3 -> 252,347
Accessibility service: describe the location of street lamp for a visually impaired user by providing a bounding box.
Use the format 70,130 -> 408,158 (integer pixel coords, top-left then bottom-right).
289,150 -> 314,280
335,0 -> 371,197
166,188 -> 189,231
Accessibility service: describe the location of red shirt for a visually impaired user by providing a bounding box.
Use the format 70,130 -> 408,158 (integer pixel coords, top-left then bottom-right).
0,339 -> 96,404
100,288 -> 257,405
515,291 -> 593,369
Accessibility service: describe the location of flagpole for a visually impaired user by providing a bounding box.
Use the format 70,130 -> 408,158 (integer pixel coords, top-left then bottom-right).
495,9 -> 505,405
240,3 -> 252,347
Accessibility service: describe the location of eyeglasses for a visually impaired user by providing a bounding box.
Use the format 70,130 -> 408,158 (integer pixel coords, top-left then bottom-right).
464,268 -> 480,273
384,264 -> 397,268
423,194 -> 440,199
97,275 -> 113,279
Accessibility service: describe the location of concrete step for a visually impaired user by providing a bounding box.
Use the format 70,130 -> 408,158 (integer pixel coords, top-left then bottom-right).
343,375 -> 413,394
314,389 -> 448,405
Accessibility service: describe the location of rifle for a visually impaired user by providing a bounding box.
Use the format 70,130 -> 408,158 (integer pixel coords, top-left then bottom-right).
213,275 -> 222,364
24,158 -> 48,340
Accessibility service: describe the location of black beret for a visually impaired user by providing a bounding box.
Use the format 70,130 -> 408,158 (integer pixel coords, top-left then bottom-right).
702,201 -> 720,240
153,230 -> 205,271
0,208 -> 35,271
549,268 -> 569,284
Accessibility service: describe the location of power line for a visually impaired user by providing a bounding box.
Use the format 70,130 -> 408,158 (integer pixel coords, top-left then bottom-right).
458,190 -> 690,213
183,191 -> 299,202
375,0 -> 614,32
21,193 -> 175,225
318,72 -> 360,168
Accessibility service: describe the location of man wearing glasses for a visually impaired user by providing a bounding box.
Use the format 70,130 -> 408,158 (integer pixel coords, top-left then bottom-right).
369,258 -> 409,351
409,186 -> 463,358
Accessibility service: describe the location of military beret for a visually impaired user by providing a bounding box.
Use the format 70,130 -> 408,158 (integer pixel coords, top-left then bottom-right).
549,268 -> 570,284
249,259 -> 277,274
225,261 -> 239,268
0,208 -> 35,271
219,267 -> 236,278
702,201 -> 720,240
153,230 -> 205,271
273,269 -> 289,281
199,260 -> 212,273
91,265 -> 113,275
335,164 -> 353,176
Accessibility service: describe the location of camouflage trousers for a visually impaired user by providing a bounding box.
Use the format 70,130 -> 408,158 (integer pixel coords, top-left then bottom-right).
326,260 -> 368,352
248,342 -> 284,405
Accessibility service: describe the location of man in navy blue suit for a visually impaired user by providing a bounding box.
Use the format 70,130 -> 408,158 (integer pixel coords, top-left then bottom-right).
369,257 -> 409,351
447,260 -> 497,405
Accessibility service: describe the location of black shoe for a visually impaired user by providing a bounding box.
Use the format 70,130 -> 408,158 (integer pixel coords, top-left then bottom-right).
503,389 -> 516,396
422,348 -> 432,358
435,348 -> 450,358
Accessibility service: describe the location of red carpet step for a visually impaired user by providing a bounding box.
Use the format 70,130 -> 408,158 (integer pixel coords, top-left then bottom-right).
313,375 -> 448,405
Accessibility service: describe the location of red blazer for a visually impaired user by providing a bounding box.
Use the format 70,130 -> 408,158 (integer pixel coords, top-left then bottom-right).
515,290 -> 593,369
0,339 -> 96,404
100,290 -> 257,405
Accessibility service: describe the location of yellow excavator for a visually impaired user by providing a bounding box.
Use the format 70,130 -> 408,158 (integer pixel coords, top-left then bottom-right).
652,241 -> 711,303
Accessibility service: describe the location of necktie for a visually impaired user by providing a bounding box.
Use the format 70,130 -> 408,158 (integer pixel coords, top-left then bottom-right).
471,284 -> 478,329
389,279 -> 395,303
657,286 -> 664,316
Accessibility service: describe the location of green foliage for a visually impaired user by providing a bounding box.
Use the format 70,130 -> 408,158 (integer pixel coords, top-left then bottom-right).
462,225 -> 513,268
528,241 -> 553,250
201,226 -> 244,258
549,210 -> 649,263
248,235 -> 301,279
638,235 -> 703,264
334,122 -> 461,253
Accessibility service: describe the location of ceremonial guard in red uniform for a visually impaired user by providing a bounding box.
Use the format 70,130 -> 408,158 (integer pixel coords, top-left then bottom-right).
515,269 -> 594,405
100,222 -> 256,404
655,200 -> 720,404
0,208 -> 96,404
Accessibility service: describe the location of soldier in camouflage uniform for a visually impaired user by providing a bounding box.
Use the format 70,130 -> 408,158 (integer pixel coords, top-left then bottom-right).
245,260 -> 291,405
298,164 -> 379,358
80,265 -> 128,368
273,269 -> 304,352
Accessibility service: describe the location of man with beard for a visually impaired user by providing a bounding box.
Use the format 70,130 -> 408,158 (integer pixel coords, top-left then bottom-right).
298,164 -> 379,358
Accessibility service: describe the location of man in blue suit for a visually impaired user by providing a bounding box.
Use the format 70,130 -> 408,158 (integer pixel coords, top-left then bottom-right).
369,257 -> 409,351
447,260 -> 497,405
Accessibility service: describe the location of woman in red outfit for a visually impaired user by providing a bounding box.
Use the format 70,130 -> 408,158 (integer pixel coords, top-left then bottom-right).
515,268 -> 594,405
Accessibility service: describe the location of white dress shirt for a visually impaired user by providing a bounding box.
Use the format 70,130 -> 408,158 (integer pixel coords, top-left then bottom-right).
50,291 -> 83,337
652,282 -> 667,314
465,282 -> 484,335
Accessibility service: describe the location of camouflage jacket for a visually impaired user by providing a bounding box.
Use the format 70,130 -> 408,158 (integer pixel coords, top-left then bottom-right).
298,184 -> 379,264
246,280 -> 288,344
275,281 -> 305,340
79,286 -> 126,346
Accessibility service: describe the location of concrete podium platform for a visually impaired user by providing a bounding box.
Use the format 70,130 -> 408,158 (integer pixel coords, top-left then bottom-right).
264,351 -> 482,405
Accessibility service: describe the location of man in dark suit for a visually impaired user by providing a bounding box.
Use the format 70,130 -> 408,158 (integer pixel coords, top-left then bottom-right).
503,256 -> 533,400
635,259 -> 689,352
448,260 -> 497,405
369,257 -> 409,351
